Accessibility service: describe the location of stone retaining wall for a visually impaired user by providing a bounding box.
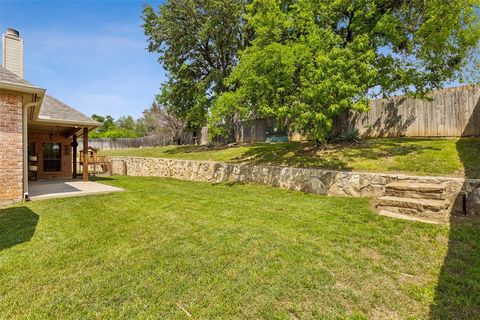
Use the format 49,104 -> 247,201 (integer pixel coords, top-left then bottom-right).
110,157 -> 480,216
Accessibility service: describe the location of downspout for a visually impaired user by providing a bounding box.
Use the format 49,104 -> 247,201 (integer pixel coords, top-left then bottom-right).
23,99 -> 41,201
22,103 -> 29,200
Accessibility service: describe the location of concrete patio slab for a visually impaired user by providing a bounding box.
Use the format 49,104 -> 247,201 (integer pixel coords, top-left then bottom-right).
28,179 -> 123,201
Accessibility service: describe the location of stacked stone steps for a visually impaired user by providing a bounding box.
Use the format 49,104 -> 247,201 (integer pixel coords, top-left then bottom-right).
376,182 -> 450,222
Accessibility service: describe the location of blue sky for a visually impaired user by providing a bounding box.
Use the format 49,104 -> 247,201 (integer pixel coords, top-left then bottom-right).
0,0 -> 165,119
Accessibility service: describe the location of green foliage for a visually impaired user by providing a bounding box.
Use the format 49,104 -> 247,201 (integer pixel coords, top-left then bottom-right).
142,0 -> 249,130
93,128 -> 139,139
89,115 -> 146,139
89,100 -> 188,141
89,115 -> 116,138
116,116 -> 136,131
91,114 -> 105,123
333,128 -> 361,144
211,0 -> 480,142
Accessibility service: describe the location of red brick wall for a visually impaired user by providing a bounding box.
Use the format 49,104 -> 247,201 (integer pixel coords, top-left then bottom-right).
0,90 -> 24,201
28,132 -> 72,179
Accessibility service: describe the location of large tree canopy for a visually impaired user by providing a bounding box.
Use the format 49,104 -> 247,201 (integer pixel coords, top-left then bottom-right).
210,0 -> 480,141
142,0 -> 248,130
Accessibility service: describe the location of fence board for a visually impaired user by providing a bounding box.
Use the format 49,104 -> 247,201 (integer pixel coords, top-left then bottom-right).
349,85 -> 480,137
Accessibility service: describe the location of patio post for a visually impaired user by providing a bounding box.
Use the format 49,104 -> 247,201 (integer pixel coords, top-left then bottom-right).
83,128 -> 89,181
72,133 -> 77,179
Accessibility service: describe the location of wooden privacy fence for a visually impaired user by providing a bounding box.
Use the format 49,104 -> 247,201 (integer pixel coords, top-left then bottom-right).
345,85 -> 480,137
84,84 -> 480,150
194,118 -> 284,145
197,84 -> 480,143
83,133 -> 197,150
80,135 -> 175,150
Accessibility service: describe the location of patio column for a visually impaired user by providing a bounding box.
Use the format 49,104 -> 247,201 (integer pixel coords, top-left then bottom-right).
83,128 -> 89,181
72,133 -> 77,179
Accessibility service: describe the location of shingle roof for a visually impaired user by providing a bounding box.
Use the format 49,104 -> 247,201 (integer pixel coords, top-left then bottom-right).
38,95 -> 99,126
0,65 -> 98,127
0,64 -> 38,87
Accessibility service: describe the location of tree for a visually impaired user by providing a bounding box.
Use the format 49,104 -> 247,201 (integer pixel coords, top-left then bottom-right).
134,118 -> 149,137
141,100 -> 169,135
89,115 -> 147,139
141,100 -> 188,145
142,0 -> 250,132
116,116 -> 137,131
115,115 -> 149,138
91,114 -> 105,124
90,115 -> 116,138
210,0 -> 480,142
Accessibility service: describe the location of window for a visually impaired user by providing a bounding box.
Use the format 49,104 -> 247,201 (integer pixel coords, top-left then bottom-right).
43,143 -> 61,172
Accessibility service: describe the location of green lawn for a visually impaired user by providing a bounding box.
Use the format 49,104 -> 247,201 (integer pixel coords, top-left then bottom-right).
1,176 -> 479,318
101,137 -> 480,178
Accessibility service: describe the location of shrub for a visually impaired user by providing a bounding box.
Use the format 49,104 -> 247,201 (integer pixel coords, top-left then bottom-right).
339,128 -> 361,143
327,128 -> 361,144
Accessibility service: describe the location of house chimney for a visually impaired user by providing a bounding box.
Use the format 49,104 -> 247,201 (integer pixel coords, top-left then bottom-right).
2,28 -> 24,78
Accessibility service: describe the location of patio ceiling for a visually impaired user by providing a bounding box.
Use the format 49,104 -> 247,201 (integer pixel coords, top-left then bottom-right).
28,122 -> 83,137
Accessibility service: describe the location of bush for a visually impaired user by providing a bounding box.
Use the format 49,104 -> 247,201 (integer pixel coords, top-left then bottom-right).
339,128 -> 361,143
327,128 -> 361,144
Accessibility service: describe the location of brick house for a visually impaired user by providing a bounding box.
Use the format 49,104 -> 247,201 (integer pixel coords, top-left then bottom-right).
0,28 -> 98,202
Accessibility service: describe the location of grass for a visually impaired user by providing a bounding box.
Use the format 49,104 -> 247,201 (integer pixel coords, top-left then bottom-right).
1,176 -> 479,318
101,137 -> 480,178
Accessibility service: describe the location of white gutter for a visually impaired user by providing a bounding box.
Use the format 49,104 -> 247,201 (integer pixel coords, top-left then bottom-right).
22,100 -> 43,201
33,117 -> 100,127
0,81 -> 45,201
23,103 -> 29,200
0,81 -> 45,94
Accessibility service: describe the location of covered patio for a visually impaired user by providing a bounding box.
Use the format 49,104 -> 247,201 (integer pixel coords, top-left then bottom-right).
25,95 -> 117,199
28,179 -> 123,201
0,33 -> 112,202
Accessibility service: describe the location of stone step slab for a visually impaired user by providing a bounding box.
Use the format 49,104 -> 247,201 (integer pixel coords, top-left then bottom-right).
386,182 -> 446,192
385,189 -> 446,200
377,196 -> 449,212
377,204 -> 446,217
385,182 -> 447,200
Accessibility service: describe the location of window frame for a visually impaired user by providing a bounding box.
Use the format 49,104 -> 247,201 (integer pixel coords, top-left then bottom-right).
42,142 -> 62,172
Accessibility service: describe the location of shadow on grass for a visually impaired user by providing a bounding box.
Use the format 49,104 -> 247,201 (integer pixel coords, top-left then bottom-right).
455,138 -> 480,180
90,176 -> 116,182
226,139 -> 440,171
0,206 -> 38,251
430,96 -> 480,318
429,216 -> 480,318
162,145 -> 229,155
215,181 -> 248,188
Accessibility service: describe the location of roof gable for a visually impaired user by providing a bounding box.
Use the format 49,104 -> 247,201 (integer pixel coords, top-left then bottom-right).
0,65 -> 98,127
38,95 -> 99,126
